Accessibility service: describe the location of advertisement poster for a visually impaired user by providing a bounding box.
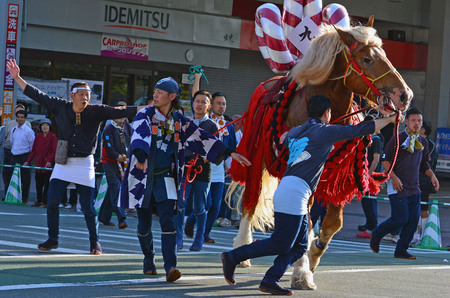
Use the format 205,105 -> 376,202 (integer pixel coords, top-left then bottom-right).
436,128 -> 450,173
101,34 -> 149,61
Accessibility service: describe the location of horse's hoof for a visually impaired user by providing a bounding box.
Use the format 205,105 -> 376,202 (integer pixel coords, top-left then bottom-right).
291,273 -> 317,290
237,260 -> 251,268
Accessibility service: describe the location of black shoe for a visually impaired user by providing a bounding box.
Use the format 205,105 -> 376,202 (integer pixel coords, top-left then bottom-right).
394,251 -> 416,260
100,221 -> 115,226
221,252 -> 236,285
38,239 -> 58,251
184,221 -> 194,238
166,268 -> 181,282
358,224 -> 368,232
90,241 -> 102,255
259,281 -> 293,296
370,233 -> 381,253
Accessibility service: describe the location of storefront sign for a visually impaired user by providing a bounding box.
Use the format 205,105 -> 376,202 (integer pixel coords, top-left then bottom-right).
2,2 -> 20,124
101,34 -> 149,61
436,128 -> 450,173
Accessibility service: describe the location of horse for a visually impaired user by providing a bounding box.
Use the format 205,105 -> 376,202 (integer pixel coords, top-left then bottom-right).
228,16 -> 413,290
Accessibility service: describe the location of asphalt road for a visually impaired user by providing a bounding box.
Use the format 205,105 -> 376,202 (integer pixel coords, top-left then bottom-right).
1,202 -> 450,297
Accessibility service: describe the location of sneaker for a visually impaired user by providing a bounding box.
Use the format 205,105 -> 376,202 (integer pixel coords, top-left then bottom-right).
58,203 -> 65,208
213,218 -> 224,227
38,239 -> 58,251
219,218 -> 232,227
356,231 -> 371,238
259,281 -> 293,296
409,238 -> 421,247
166,268 -> 181,282
64,204 -> 73,210
383,233 -> 399,243
358,224 -> 368,232
394,251 -> 416,260
90,241 -> 102,255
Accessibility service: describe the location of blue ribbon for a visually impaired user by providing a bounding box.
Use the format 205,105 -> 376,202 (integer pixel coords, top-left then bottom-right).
188,65 -> 209,84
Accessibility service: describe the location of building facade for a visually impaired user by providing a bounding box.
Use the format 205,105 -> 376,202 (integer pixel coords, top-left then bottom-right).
1,0 -> 448,134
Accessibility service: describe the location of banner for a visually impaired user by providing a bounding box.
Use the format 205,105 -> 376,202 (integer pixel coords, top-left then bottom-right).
436,128 -> 450,173
101,34 -> 149,61
2,1 -> 22,125
15,77 -> 69,103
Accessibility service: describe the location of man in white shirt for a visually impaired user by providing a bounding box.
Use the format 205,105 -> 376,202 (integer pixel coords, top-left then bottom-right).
2,104 -> 32,200
10,110 -> 35,204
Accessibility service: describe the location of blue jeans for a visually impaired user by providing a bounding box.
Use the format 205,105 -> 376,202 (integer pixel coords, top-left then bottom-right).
361,196 -> 378,230
228,212 -> 308,283
179,179 -> 211,249
205,182 -> 224,236
137,198 -> 177,274
372,193 -> 421,252
47,178 -> 98,243
98,162 -> 126,224
218,176 -> 233,220
310,199 -> 327,227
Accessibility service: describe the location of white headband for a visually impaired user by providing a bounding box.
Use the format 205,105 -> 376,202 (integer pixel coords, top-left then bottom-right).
71,87 -> 91,94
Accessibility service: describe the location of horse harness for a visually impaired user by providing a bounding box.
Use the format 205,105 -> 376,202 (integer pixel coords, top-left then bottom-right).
343,41 -> 394,98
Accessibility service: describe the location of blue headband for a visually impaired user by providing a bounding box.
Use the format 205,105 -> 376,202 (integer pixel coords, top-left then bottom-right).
155,77 -> 181,96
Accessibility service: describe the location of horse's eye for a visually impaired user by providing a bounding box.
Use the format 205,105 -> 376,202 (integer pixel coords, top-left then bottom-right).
363,57 -> 373,65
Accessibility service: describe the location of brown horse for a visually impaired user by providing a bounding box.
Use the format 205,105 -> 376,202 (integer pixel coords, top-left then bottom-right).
229,17 -> 412,290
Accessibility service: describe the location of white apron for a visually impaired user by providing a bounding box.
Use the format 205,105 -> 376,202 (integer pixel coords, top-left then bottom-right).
50,155 -> 95,188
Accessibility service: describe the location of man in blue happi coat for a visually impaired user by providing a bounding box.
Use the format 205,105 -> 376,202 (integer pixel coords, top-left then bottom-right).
120,77 -> 250,282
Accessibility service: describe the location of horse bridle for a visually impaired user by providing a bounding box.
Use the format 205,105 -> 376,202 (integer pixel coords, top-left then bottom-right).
343,41 -> 395,99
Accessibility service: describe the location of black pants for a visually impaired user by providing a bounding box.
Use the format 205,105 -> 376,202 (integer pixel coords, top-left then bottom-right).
11,152 -> 31,203
2,148 -> 13,198
35,172 -> 51,204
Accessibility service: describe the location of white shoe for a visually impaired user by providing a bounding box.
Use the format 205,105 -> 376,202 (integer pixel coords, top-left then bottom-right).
64,204 -> 73,209
219,218 -> 232,227
383,233 -> 399,243
58,203 -> 64,208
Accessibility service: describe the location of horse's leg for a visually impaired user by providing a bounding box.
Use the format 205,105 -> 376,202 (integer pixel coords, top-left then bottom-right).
308,204 -> 344,272
233,213 -> 253,268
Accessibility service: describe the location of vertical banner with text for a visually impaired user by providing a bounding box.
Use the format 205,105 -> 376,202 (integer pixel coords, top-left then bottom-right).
1,0 -> 22,125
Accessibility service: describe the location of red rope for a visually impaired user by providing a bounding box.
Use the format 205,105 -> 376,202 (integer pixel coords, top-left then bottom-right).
328,105 -> 401,181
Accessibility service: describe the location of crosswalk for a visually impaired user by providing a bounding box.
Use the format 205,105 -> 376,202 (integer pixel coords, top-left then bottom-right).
0,206 -> 447,257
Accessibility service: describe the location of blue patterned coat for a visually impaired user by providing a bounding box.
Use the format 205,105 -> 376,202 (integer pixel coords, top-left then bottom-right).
119,106 -> 230,208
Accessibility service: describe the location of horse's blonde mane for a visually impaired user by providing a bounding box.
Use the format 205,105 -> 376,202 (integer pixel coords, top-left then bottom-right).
290,24 -> 382,87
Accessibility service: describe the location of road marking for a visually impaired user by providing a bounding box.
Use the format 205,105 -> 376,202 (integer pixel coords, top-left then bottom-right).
2,265 -> 450,291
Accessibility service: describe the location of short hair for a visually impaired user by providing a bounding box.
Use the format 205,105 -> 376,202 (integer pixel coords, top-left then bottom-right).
16,110 -> 27,118
70,81 -> 89,92
212,92 -> 226,103
193,90 -> 212,103
307,94 -> 332,119
405,107 -> 423,119
422,119 -> 432,136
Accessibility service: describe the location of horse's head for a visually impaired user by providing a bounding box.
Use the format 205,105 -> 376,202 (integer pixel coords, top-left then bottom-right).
335,16 -> 413,112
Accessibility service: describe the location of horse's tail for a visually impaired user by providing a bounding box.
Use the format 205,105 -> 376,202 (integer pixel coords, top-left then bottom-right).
225,169 -> 277,232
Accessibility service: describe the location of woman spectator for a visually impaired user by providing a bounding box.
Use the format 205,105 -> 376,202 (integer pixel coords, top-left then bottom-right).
24,118 -> 57,208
